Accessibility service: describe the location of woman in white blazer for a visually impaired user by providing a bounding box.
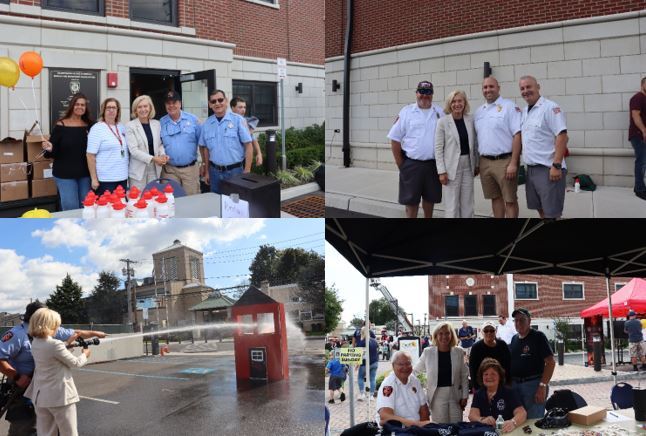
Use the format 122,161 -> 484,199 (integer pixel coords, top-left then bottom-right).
414,321 -> 469,424
435,90 -> 479,218
126,94 -> 168,190
25,308 -> 90,436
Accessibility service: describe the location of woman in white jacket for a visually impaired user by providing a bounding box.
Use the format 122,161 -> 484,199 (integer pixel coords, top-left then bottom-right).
25,308 -> 90,436
414,321 -> 469,424
126,94 -> 168,190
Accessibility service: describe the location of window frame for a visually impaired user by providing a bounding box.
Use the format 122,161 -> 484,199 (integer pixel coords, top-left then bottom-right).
232,79 -> 279,127
130,0 -> 178,27
514,282 -> 538,300
41,0 -> 104,16
482,294 -> 497,317
464,294 -> 477,317
615,283 -> 626,292
444,295 -> 459,317
562,282 -> 584,300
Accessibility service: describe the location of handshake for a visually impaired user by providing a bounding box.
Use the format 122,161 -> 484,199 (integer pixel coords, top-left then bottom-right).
152,155 -> 170,166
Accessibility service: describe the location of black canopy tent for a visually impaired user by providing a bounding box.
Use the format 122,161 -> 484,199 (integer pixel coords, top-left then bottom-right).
326,218 -> 646,384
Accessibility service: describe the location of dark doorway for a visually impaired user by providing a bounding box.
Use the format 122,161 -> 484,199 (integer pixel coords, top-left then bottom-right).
249,347 -> 268,381
130,68 -> 179,120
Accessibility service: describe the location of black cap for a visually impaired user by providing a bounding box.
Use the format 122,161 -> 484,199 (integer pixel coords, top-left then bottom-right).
512,308 -> 531,319
23,301 -> 46,323
416,81 -> 434,92
164,90 -> 181,102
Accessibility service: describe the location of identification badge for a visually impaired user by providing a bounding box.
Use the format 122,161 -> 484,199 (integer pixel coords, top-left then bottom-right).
121,149 -> 125,158
497,105 -> 502,112
228,122 -> 234,129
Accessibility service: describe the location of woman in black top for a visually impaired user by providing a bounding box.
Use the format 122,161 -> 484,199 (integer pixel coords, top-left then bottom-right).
42,93 -> 93,210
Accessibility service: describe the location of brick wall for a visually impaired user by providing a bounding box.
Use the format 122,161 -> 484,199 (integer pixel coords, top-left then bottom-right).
325,0 -> 646,58
428,274 -> 634,318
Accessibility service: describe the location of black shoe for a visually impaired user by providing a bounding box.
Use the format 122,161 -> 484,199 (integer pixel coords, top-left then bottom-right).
636,191 -> 646,200
340,392 -> 346,402
372,391 -> 378,398
328,399 -> 335,404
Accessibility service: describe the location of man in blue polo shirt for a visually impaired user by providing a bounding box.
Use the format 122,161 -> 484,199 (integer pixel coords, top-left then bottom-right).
199,89 -> 253,194
160,90 -> 202,195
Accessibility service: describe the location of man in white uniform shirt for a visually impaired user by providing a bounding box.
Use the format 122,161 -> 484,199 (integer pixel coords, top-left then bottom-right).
496,314 -> 517,345
519,75 -> 568,219
376,351 -> 430,428
388,81 -> 444,218
474,77 -> 522,218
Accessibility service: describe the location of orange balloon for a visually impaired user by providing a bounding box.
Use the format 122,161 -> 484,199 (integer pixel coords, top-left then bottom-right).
19,51 -> 43,79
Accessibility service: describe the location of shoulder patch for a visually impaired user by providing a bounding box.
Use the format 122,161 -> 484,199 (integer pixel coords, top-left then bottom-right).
382,386 -> 393,397
552,107 -> 561,114
1,331 -> 13,342
412,386 -> 417,393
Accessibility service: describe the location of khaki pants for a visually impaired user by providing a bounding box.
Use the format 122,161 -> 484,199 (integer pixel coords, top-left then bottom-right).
161,164 -> 200,196
35,403 -> 78,436
430,386 -> 463,424
129,162 -> 158,191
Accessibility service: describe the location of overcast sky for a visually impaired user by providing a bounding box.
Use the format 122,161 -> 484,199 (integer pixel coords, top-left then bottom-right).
0,218 -> 323,314
325,241 -> 429,328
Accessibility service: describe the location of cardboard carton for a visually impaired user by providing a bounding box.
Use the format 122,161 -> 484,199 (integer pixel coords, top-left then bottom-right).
0,138 -> 24,164
32,160 -> 54,180
0,162 -> 29,182
568,406 -> 606,426
0,181 -> 28,202
26,134 -> 50,163
31,178 -> 57,198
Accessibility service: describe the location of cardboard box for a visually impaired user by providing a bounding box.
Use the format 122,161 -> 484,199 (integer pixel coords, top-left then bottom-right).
0,181 -> 28,202
32,160 -> 54,180
0,163 -> 29,182
0,138 -> 24,164
26,134 -> 50,163
568,406 -> 606,426
31,178 -> 57,198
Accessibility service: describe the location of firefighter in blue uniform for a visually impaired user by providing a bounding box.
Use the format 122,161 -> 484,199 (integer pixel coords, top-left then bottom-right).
0,301 -> 106,435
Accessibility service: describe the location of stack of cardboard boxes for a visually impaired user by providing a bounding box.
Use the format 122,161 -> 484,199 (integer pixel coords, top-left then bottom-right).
0,134 -> 57,204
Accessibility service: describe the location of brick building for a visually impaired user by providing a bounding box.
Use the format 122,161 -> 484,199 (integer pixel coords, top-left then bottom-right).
1,0 -> 324,141
325,1 -> 646,186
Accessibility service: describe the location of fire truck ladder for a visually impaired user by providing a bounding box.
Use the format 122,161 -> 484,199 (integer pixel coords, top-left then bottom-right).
369,279 -> 414,332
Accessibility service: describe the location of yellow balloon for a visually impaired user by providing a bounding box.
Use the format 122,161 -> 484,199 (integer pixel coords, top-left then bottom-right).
0,57 -> 20,88
21,208 -> 52,218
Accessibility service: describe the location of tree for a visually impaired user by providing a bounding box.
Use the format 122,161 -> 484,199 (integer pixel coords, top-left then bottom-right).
349,317 -> 364,328
275,247 -> 318,285
324,286 -> 343,334
86,271 -> 127,324
296,254 -> 324,312
47,274 -> 87,323
249,245 -> 278,287
369,298 -> 396,325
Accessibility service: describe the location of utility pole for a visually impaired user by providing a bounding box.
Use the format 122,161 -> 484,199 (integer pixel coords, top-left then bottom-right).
121,258 -> 138,332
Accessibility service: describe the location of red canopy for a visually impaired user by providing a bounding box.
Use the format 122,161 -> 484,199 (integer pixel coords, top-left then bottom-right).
580,278 -> 646,318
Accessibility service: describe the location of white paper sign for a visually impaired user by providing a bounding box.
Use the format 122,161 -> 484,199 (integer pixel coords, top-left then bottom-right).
142,307 -> 148,320
43,168 -> 53,178
277,57 -> 287,78
221,195 -> 249,218
398,337 -> 421,365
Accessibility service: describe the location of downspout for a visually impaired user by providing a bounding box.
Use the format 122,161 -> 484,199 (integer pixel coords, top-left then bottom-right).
342,0 -> 354,167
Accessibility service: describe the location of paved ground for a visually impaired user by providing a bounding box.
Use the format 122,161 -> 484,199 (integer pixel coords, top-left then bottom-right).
326,165 -> 646,218
1,338 -> 324,436
326,356 -> 646,436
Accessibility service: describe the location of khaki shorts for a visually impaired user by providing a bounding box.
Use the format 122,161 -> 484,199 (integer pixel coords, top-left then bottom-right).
630,341 -> 644,360
479,156 -> 518,202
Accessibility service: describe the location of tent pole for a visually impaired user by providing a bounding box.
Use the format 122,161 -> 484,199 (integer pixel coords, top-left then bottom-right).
605,272 -> 617,385
365,276 -> 371,411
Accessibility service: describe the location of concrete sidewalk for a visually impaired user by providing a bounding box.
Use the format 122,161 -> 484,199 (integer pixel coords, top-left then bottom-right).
326,166 -> 646,218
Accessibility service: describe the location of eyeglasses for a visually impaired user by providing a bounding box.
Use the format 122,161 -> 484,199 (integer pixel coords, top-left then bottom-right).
105,106 -> 118,111
483,329 -> 495,334
417,89 -> 433,95
210,98 -> 225,104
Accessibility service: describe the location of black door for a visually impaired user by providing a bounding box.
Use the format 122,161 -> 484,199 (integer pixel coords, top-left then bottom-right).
249,347 -> 267,381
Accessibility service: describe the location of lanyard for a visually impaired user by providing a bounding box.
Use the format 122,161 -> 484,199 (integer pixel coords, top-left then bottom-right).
105,122 -> 125,157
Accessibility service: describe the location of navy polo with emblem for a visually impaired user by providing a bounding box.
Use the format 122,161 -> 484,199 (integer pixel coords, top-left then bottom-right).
0,323 -> 75,375
471,386 -> 522,420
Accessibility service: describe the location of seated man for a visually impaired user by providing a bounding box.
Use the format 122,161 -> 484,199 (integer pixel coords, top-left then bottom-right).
376,350 -> 430,428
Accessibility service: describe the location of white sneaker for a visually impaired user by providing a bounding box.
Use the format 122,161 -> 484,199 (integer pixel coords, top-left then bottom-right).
357,393 -> 365,401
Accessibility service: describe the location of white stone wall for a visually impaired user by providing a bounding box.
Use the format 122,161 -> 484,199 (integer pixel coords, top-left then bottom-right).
231,56 -> 325,131
325,12 -> 646,187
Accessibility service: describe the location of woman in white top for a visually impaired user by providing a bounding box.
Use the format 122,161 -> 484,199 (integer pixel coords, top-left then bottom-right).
25,308 -> 90,436
435,90 -> 479,218
126,95 -> 168,191
87,98 -> 129,195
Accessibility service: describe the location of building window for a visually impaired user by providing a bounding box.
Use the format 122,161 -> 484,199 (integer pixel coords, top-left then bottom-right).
232,80 -> 278,127
483,295 -> 496,316
163,257 -> 177,281
190,257 -> 200,280
240,314 -> 254,334
445,295 -> 459,317
464,295 -> 477,317
257,312 -> 275,334
615,283 -> 626,292
300,311 -> 312,321
42,0 -> 104,14
515,282 -> 538,300
563,283 -> 584,300
130,0 -> 177,26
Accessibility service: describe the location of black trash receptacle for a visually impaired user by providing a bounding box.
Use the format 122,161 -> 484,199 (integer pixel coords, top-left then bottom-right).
220,173 -> 281,217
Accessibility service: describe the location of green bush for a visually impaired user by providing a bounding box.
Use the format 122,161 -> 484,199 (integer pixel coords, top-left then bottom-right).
286,146 -> 324,168
255,123 -> 324,171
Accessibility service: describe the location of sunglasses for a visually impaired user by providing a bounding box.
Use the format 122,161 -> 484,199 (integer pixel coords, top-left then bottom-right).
210,98 -> 225,104
417,89 -> 433,95
483,329 -> 495,333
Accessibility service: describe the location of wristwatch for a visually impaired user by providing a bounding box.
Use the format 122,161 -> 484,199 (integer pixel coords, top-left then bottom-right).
552,162 -> 562,170
539,382 -> 548,388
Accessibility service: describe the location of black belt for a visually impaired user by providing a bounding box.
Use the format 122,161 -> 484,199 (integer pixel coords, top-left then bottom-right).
171,160 -> 196,169
402,150 -> 435,163
512,375 -> 542,383
481,152 -> 512,160
209,161 -> 243,171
